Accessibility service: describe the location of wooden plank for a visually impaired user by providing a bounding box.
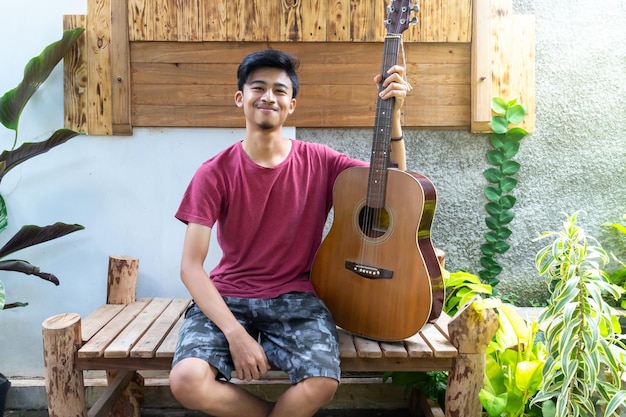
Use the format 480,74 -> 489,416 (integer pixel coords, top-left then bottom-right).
490,0 -> 535,132
131,298 -> 190,358
202,0 -> 227,41
351,0 -> 385,41
131,103 -> 469,128
78,300 -> 150,358
327,0 -> 350,41
280,0 -> 304,41
353,336 -> 383,358
153,0 -> 178,41
471,0 -> 492,132
104,298 -> 171,358
419,323 -> 457,358
87,371 -> 134,417
380,341 -> 408,358
111,0 -> 132,135
405,331 -> 434,358
130,41 -> 470,65
128,0 -> 153,41
337,328 -> 357,359
226,0 -> 244,41
155,314 -> 184,358
433,313 -> 451,338
81,304 -> 125,342
177,0 -> 201,42
301,0 -> 327,41
63,14 -> 88,134
87,0 -> 113,135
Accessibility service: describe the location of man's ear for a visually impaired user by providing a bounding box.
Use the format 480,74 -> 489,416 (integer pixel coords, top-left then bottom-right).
234,91 -> 243,108
288,98 -> 297,114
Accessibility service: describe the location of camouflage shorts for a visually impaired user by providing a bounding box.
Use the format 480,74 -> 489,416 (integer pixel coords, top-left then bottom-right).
172,292 -> 340,384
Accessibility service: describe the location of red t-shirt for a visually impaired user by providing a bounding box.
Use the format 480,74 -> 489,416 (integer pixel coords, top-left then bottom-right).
175,139 -> 366,298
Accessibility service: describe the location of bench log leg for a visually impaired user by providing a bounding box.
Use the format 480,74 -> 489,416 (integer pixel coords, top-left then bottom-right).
445,299 -> 498,417
42,313 -> 88,417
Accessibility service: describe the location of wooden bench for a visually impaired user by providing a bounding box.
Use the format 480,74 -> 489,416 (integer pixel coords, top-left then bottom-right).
41,256 -> 498,417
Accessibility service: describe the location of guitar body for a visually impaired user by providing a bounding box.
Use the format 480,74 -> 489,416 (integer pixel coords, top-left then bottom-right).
311,166 -> 443,341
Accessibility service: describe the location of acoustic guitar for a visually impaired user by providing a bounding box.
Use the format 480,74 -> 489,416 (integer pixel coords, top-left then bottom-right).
311,0 -> 443,341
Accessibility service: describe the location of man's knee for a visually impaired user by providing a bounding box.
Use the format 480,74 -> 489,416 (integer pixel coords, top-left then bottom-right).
299,377 -> 339,407
169,358 -> 217,406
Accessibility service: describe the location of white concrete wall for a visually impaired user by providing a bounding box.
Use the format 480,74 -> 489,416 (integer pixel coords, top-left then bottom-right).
1,0 -> 626,379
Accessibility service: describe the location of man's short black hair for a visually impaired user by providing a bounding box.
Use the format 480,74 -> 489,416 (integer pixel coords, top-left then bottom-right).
237,49 -> 300,98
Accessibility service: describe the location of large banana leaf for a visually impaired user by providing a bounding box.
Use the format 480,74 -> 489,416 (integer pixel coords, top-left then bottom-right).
0,128 -> 81,183
0,27 -> 85,134
0,223 -> 84,259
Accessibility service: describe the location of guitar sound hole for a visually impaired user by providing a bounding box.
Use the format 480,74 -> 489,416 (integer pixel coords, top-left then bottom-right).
358,206 -> 390,238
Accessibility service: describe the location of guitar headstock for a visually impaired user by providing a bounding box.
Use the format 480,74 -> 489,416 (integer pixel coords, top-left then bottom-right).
385,0 -> 419,35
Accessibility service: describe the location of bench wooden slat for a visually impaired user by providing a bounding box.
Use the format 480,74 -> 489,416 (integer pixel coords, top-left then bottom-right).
337,329 -> 357,359
131,298 -> 190,358
155,314 -> 185,358
380,341 -> 409,358
354,335 -> 383,358
104,298 -> 172,358
405,331 -> 435,358
420,323 -> 457,358
79,300 -> 151,358
433,313 -> 451,338
81,304 -> 125,342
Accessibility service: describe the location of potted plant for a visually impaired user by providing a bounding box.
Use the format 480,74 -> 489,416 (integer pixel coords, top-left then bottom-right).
0,27 -> 85,415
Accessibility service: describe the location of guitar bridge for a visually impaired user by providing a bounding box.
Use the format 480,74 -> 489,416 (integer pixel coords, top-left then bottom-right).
345,261 -> 393,279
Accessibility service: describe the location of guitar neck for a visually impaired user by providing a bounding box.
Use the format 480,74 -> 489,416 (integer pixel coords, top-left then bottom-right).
367,35 -> 402,209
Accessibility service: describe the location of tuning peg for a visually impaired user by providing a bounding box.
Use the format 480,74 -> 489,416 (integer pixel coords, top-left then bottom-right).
410,17 -> 419,25
412,4 -> 420,13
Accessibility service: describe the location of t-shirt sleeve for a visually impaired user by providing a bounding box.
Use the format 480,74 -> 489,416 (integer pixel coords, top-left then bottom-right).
175,163 -> 223,228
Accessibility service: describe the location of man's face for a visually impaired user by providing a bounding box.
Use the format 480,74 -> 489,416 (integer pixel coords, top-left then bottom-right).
235,67 -> 297,131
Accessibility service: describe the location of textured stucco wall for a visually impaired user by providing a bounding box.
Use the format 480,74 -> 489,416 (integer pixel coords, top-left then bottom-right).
299,0 -> 626,304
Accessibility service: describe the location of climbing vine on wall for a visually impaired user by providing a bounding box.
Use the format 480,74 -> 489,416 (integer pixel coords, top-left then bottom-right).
479,98 -> 528,289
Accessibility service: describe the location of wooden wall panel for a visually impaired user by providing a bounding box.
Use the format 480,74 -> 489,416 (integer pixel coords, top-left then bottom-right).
63,0 -> 535,134
64,14 -> 88,133
129,42 -> 470,128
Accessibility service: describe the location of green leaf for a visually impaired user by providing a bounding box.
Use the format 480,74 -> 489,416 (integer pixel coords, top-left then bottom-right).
515,360 -> 544,392
490,133 -> 505,149
505,127 -> 528,142
487,149 -> 505,165
500,177 -> 518,192
483,168 -> 502,183
0,128 -> 81,183
0,195 -> 6,233
0,260 -> 60,285
484,186 -> 502,201
506,104 -> 527,125
481,243 -> 495,256
499,195 -> 517,210
491,97 -> 509,115
491,115 -> 508,134
0,28 -> 85,132
479,389 -> 508,416
485,231 -> 499,243
485,202 -> 502,217
485,216 -> 500,230
494,240 -> 511,253
501,160 -> 521,175
499,210 -> 515,224
605,391 -> 626,416
0,222 -> 84,259
502,140 -> 521,158
0,280 -> 4,310
497,227 -> 512,239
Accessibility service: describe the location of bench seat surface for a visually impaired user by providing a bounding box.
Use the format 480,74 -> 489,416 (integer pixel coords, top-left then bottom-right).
76,298 -> 457,373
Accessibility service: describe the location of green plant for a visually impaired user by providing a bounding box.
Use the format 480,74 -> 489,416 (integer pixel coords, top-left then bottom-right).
0,27 -> 85,310
603,214 -> 626,308
443,268 -> 493,316
532,212 -> 626,416
479,97 -> 528,290
478,298 -> 547,417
